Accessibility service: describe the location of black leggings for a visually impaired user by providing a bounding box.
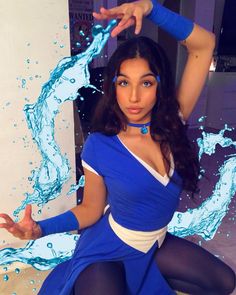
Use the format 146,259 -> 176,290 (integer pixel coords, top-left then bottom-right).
73,233 -> 236,295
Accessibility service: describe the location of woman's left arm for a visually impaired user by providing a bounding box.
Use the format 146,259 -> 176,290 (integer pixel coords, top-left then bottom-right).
177,24 -> 215,121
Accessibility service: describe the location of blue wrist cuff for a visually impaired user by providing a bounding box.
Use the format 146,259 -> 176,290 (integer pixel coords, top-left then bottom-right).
37,210 -> 79,237
147,0 -> 194,41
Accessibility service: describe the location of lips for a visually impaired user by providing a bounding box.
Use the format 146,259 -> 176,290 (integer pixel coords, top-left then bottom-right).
126,107 -> 142,114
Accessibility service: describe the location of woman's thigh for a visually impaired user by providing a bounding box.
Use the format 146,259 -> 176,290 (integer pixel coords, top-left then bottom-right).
73,261 -> 126,295
155,232 -> 236,295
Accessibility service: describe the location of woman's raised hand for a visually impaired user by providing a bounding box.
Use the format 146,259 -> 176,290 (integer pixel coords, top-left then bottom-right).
93,0 -> 153,37
0,205 -> 42,240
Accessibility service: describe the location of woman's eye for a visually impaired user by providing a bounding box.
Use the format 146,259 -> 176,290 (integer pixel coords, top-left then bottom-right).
117,80 -> 128,86
143,81 -> 152,87
117,80 -> 153,87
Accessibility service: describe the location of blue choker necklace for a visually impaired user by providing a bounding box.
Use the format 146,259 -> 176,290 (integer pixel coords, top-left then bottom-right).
127,122 -> 151,135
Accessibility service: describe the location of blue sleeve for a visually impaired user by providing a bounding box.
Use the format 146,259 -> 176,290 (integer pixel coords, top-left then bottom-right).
81,134 -> 102,175
147,0 -> 194,41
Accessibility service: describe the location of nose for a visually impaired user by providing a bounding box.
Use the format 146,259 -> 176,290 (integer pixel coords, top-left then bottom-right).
128,86 -> 140,103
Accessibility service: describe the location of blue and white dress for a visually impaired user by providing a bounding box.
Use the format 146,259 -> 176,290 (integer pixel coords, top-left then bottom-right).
39,132 -> 183,295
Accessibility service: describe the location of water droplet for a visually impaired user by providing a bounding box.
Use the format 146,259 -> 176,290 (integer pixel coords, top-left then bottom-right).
47,242 -> 53,248
79,30 -> 85,36
92,25 -> 103,37
15,268 -> 20,274
110,19 -> 117,26
22,79 -> 26,88
3,274 -> 9,281
198,116 -> 206,122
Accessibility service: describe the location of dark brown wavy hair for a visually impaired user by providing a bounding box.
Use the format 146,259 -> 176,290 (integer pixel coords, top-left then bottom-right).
91,36 -> 201,196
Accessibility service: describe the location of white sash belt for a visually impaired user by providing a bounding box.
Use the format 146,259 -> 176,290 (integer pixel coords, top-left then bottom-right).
108,213 -> 167,253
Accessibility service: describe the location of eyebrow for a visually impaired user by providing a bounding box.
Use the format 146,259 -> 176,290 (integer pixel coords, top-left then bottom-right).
117,72 -> 156,79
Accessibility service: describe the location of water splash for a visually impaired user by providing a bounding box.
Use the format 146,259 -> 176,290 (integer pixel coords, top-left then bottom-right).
13,20 -> 117,217
67,175 -> 85,196
197,124 -> 235,160
0,234 -> 79,271
168,126 -> 236,240
168,158 -> 236,239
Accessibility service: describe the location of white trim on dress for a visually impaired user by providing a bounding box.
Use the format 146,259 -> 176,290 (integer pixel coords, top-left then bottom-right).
117,136 -> 175,187
81,159 -> 99,175
108,213 -> 167,253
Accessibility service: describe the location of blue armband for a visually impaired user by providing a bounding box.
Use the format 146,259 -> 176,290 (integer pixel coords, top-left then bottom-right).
147,0 -> 194,41
37,210 -> 79,237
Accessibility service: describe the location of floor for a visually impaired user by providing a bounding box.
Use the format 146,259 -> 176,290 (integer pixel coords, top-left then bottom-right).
0,266 -> 51,295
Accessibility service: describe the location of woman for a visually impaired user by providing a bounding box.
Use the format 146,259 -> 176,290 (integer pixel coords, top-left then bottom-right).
0,0 -> 235,294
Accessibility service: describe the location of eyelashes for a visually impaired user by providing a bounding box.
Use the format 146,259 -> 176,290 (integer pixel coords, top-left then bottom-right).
117,80 -> 154,87
117,80 -> 128,86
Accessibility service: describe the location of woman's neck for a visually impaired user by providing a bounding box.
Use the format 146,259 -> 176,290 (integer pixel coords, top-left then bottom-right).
124,120 -> 151,136
119,126 -> 151,139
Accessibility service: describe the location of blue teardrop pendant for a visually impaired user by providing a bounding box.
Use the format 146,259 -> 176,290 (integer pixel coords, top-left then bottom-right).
141,126 -> 149,134
127,122 -> 151,135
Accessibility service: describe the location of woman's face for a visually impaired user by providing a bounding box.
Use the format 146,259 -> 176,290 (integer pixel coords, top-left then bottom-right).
115,57 -> 158,124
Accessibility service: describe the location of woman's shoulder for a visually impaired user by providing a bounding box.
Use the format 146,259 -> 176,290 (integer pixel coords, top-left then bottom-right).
84,132 -> 115,145
81,132 -> 117,164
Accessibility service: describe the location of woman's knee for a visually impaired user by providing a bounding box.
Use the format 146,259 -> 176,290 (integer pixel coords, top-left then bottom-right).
217,265 -> 236,295
154,233 -> 236,295
203,262 -> 236,295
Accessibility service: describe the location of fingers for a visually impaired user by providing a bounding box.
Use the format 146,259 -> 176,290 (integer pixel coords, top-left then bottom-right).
93,4 -> 134,22
133,9 -> 143,35
93,7 -> 123,21
111,18 -> 135,38
0,212 -> 31,239
24,204 -> 32,220
93,4 -> 144,37
100,6 -> 121,17
117,10 -> 143,35
92,11 -> 110,21
118,9 -> 133,27
0,213 -> 14,227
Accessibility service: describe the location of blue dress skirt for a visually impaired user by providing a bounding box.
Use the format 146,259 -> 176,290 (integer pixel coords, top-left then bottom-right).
38,133 -> 182,295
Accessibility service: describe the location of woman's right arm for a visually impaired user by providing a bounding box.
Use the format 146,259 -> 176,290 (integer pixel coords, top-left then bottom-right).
0,167 -> 107,240
70,167 -> 107,229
